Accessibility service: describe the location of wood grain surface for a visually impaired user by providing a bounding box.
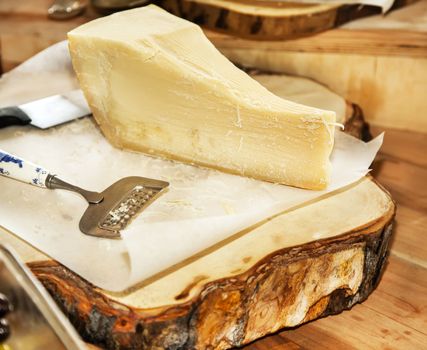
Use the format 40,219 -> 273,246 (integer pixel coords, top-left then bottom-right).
207,29 -> 427,58
239,126 -> 427,350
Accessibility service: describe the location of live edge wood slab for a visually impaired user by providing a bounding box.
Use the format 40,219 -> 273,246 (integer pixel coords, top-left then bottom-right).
28,177 -> 395,350
21,105 -> 391,349
0,69 -> 391,348
2,85 -> 392,348
158,0 -> 416,40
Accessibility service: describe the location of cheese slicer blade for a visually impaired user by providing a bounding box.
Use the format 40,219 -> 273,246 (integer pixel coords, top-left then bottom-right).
0,149 -> 169,239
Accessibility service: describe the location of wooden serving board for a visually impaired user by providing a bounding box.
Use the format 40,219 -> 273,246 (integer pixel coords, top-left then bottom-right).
0,71 -> 391,348
3,176 -> 395,349
0,106 -> 392,349
158,0 -> 415,40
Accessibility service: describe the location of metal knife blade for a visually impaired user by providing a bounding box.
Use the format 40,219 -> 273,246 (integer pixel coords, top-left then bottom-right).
0,90 -> 91,129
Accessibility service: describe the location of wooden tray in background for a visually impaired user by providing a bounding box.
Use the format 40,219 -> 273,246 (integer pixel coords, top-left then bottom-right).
158,0 -> 416,40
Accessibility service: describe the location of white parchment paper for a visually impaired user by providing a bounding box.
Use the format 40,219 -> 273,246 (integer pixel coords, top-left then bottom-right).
0,42 -> 383,291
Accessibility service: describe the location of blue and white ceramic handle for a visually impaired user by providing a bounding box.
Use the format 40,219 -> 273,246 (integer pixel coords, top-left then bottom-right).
0,149 -> 103,204
0,149 -> 49,187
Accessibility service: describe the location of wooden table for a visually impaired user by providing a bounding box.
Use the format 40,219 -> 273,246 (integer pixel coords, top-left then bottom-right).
0,2 -> 426,347
241,126 -> 427,349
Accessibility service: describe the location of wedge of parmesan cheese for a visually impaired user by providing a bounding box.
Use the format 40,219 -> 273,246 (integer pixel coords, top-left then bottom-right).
68,5 -> 336,190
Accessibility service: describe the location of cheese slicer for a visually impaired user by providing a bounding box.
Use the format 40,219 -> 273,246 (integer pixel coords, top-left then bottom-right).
0,149 -> 169,239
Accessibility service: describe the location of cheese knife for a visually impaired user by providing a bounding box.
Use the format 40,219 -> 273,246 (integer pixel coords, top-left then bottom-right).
0,90 -> 91,129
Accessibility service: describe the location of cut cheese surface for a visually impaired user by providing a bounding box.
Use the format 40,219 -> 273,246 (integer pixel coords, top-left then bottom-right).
68,5 -> 336,190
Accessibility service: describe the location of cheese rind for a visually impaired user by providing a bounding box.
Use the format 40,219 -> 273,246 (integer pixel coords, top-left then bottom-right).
68,5 -> 335,190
